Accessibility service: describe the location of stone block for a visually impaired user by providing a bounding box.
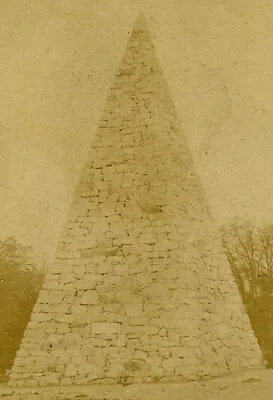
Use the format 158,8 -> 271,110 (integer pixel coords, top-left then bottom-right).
70,305 -> 87,315
129,317 -> 150,326
124,303 -> 143,317
47,290 -> 66,304
43,372 -> 60,385
80,248 -> 106,257
38,290 -> 49,303
112,336 -> 126,347
64,363 -> 77,377
92,322 -> 121,334
15,349 -> 29,358
92,338 -> 108,347
80,290 -> 99,304
74,280 -> 96,290
43,280 -> 60,290
143,282 -> 170,297
55,314 -> 75,323
162,357 -> 183,371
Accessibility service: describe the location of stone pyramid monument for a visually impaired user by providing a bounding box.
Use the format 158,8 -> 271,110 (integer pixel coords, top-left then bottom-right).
9,11 -> 262,389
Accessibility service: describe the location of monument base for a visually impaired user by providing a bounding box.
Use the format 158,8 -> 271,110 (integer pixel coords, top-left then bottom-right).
1,368 -> 272,400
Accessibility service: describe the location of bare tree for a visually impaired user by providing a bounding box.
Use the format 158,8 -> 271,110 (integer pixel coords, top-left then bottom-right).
221,218 -> 273,299
0,237 -> 45,377
220,218 -> 273,367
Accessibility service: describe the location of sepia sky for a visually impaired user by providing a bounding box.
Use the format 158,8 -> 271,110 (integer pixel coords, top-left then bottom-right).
1,0 -> 273,260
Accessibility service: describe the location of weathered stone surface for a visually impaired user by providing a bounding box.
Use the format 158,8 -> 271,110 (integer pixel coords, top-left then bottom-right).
2,369 -> 273,400
9,11 -> 263,390
80,290 -> 99,305
92,322 -> 121,334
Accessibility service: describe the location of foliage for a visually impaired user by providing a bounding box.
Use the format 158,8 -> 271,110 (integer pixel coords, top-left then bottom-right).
0,237 -> 45,374
221,218 -> 273,367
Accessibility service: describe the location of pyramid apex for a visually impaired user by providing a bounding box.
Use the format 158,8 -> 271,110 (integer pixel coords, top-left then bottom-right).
133,10 -> 149,32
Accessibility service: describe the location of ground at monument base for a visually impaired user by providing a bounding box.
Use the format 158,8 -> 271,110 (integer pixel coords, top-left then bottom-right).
1,369 -> 272,399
